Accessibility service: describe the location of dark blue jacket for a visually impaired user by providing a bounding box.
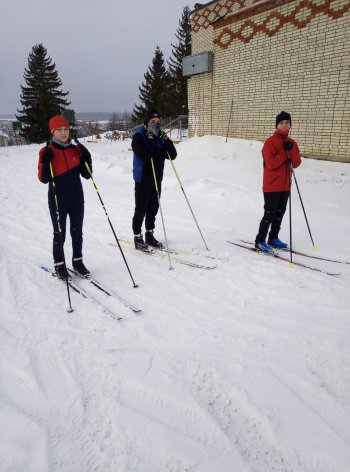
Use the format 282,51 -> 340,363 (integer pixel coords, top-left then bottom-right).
132,125 -> 177,184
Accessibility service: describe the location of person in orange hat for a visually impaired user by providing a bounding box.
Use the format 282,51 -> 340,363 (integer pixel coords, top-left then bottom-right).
38,115 -> 92,279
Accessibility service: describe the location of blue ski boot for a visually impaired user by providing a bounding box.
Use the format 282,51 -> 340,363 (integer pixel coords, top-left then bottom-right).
255,242 -> 274,253
268,238 -> 288,249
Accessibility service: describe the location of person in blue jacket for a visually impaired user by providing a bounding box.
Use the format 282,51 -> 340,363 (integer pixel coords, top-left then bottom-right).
131,110 -> 177,250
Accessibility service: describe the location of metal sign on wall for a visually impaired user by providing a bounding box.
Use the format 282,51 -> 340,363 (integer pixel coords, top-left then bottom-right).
182,51 -> 213,77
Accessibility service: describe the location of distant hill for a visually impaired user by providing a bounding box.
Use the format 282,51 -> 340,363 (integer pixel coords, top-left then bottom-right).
0,112 -> 131,122
0,115 -> 15,120
77,112 -> 115,121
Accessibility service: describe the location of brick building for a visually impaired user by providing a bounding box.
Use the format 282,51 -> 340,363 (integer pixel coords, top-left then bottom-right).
186,0 -> 350,162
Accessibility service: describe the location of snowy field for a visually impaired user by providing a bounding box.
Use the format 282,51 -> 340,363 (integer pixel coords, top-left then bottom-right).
0,135 -> 349,472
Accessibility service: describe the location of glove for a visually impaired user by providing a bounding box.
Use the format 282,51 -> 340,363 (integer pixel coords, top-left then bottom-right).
42,147 -> 54,164
283,141 -> 293,151
159,129 -> 168,142
78,144 -> 91,160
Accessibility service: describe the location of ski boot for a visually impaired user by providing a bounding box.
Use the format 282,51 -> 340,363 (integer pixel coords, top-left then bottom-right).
145,230 -> 164,249
72,258 -> 90,277
268,238 -> 288,249
134,234 -> 150,252
55,262 -> 70,280
255,241 -> 274,253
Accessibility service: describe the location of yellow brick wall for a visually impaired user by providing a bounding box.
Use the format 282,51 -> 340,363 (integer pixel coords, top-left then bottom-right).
188,0 -> 350,162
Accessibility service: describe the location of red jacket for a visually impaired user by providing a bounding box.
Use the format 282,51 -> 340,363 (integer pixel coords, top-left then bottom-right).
262,130 -> 301,192
38,141 -> 91,205
38,142 -> 82,183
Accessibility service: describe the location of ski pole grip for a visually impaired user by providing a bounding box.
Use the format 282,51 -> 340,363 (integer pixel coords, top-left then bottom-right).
84,160 -> 92,175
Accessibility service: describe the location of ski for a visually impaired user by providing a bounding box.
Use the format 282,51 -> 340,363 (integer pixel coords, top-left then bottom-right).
156,245 -> 219,261
40,264 -> 122,320
227,242 -> 341,276
149,251 -> 217,270
239,240 -> 350,265
68,268 -> 142,313
117,238 -> 219,260
110,242 -> 217,270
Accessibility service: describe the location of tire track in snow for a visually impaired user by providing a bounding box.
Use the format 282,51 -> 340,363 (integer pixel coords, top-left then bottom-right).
73,351 -> 248,471
180,358 -> 297,472
26,347 -> 114,472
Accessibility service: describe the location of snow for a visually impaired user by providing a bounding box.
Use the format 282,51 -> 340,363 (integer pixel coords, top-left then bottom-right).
0,135 -> 349,472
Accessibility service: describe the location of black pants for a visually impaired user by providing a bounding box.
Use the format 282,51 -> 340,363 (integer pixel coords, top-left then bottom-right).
49,199 -> 84,264
132,181 -> 161,235
255,191 -> 290,244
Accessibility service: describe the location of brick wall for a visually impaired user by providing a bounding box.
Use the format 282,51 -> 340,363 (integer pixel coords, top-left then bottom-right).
188,0 -> 350,162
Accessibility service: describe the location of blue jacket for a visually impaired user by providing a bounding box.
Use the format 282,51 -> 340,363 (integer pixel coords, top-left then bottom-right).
132,125 -> 177,184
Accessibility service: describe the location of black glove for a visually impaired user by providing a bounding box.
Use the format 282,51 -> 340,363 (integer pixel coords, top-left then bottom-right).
283,141 -> 293,151
159,129 -> 168,142
78,144 -> 91,160
42,147 -> 54,164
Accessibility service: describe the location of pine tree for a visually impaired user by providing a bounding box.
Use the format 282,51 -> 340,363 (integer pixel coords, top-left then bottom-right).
16,44 -> 70,143
132,46 -> 170,124
168,6 -> 191,117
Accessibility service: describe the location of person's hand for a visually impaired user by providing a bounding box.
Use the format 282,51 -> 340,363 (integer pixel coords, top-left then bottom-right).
283,141 -> 293,151
146,128 -> 154,141
78,143 -> 91,160
42,147 -> 54,164
159,129 -> 168,142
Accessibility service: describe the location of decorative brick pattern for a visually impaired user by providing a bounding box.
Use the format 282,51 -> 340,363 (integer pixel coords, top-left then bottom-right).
188,0 -> 350,162
192,0 -> 260,32
214,0 -> 350,47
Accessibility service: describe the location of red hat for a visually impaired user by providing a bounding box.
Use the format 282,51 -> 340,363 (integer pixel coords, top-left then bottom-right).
49,115 -> 70,134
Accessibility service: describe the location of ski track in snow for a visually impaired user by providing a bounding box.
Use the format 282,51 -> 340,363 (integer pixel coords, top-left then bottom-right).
0,137 -> 350,472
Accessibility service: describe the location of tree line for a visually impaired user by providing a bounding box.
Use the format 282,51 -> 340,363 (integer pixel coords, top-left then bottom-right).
16,6 -> 191,143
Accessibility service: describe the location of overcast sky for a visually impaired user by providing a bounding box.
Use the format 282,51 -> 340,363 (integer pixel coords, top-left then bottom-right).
0,0 -> 192,115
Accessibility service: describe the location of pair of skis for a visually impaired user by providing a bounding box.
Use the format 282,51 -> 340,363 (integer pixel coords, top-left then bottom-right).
227,241 -> 345,276
238,240 -> 350,265
110,240 -> 217,270
40,264 -> 141,319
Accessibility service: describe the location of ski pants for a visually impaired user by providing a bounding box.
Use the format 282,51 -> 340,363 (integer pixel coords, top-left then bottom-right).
255,191 -> 290,244
132,180 -> 162,235
49,199 -> 84,264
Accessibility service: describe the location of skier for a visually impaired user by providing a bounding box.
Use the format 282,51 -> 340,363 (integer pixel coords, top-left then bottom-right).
255,111 -> 301,253
131,110 -> 177,250
38,115 -> 92,279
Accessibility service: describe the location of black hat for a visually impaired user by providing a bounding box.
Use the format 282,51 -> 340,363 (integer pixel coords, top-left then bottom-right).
144,109 -> 161,125
275,111 -> 292,128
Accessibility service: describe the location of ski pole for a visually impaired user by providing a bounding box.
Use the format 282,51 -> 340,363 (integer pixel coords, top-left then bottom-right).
49,161 -> 74,312
150,157 -> 173,270
287,154 -> 317,250
74,137 -> 139,288
288,171 -> 293,267
84,160 -> 139,288
226,98 -> 234,143
168,156 -> 209,251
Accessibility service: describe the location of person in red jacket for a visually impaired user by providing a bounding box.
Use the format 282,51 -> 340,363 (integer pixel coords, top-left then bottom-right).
38,115 -> 92,279
255,111 -> 301,253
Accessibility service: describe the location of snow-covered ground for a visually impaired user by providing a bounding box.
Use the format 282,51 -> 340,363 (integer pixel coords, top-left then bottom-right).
0,135 -> 349,472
